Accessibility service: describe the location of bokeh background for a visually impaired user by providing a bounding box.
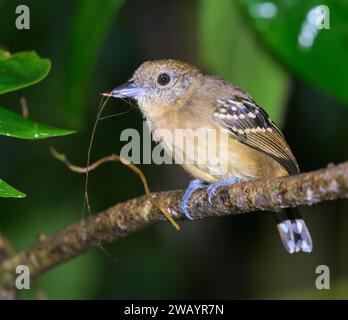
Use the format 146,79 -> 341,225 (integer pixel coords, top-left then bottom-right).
1,0 -> 348,299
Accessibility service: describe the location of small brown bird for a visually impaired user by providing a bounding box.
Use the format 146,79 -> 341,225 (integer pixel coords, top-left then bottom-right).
105,59 -> 312,254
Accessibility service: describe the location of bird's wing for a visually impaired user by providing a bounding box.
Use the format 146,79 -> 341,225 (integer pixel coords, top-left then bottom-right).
213,91 -> 299,174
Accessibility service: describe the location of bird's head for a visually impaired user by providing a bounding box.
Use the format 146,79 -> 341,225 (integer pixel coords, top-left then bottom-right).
104,59 -> 202,118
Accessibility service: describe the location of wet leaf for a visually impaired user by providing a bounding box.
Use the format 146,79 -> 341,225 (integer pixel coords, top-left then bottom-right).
0,179 -> 25,198
240,0 -> 348,105
0,107 -> 75,140
0,50 -> 51,94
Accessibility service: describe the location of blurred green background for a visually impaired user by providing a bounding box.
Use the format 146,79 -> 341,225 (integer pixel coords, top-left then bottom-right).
1,0 -> 348,299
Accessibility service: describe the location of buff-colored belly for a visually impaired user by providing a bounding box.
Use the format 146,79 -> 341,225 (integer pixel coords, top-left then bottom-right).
180,134 -> 289,183
151,117 -> 288,183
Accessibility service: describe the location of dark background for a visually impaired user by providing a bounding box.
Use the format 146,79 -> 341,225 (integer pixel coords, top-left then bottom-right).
1,0 -> 348,299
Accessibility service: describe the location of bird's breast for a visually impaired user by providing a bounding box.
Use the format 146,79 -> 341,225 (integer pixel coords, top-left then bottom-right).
145,107 -> 288,182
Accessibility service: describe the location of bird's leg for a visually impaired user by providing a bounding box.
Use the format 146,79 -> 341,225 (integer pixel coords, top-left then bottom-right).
181,179 -> 208,220
207,176 -> 240,205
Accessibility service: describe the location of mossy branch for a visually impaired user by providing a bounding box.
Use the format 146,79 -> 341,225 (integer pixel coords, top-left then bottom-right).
1,161 -> 348,298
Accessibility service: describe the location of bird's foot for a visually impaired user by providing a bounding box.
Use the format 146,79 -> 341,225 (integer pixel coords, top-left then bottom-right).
207,177 -> 240,205
181,179 -> 207,220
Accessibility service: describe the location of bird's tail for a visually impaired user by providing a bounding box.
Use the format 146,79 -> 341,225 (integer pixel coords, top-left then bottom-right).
274,208 -> 312,254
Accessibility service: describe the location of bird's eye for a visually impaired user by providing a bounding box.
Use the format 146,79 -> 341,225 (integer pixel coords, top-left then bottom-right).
157,73 -> 171,86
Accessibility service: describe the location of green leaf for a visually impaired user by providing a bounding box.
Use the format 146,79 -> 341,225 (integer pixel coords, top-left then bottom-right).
64,0 -> 125,127
0,178 -> 25,198
198,0 -> 290,125
239,0 -> 348,106
0,50 -> 51,94
0,107 -> 75,140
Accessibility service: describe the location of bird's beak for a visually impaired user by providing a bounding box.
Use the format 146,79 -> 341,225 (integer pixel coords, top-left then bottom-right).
102,81 -> 146,99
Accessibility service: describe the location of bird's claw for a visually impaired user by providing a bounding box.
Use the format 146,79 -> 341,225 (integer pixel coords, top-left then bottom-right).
207,177 -> 240,206
181,177 -> 240,218
207,184 -> 219,205
181,179 -> 207,220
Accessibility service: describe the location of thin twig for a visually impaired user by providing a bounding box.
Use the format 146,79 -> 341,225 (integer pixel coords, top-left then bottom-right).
17,92 -> 179,230
18,92 -> 29,118
47,144 -> 180,230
